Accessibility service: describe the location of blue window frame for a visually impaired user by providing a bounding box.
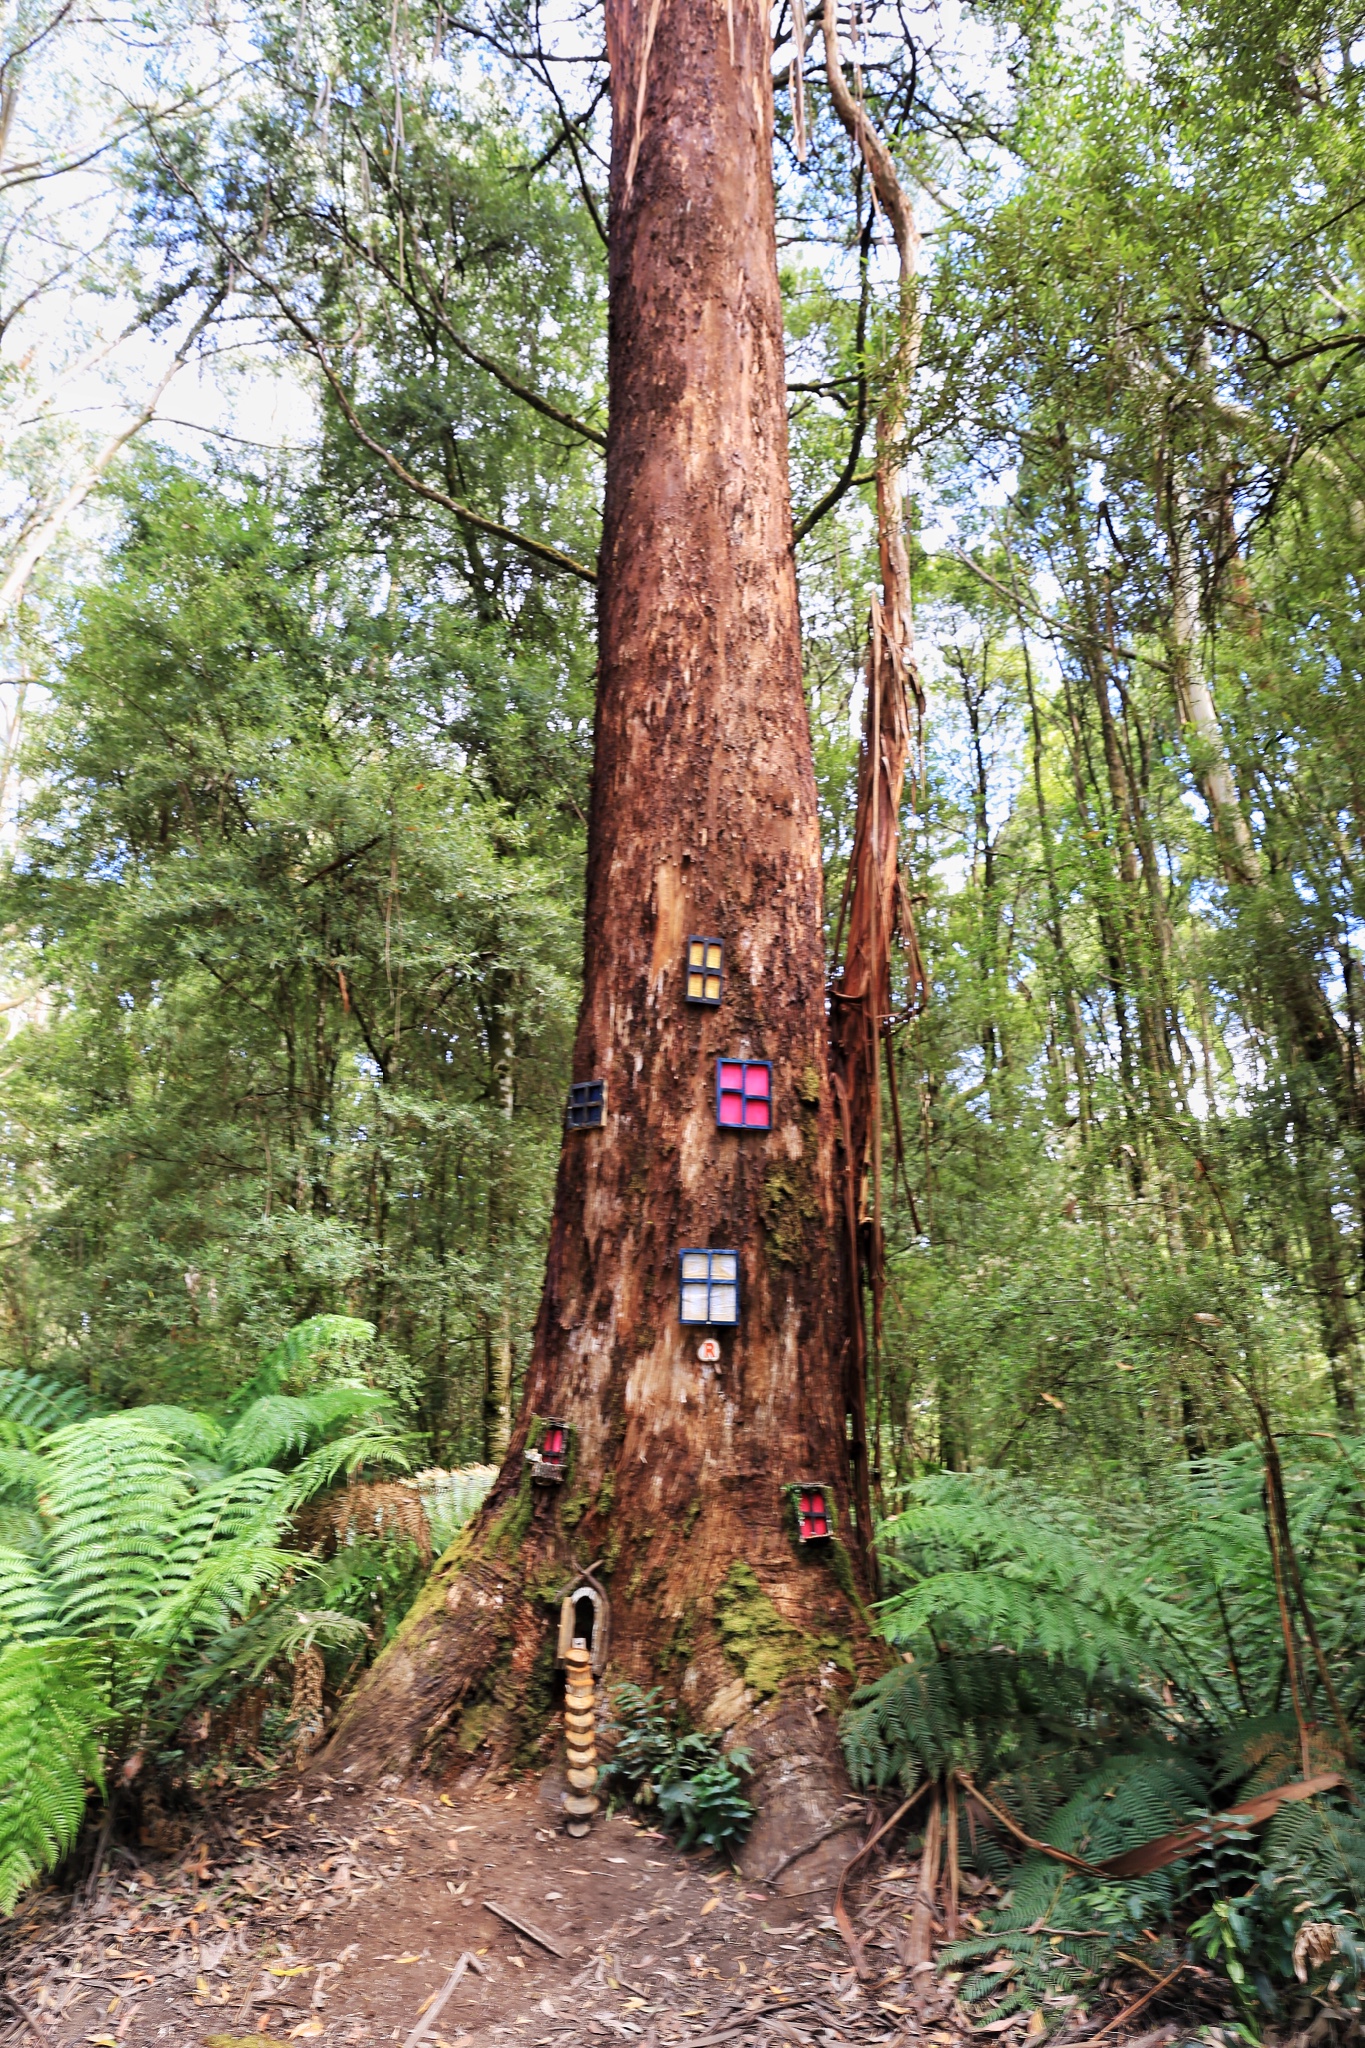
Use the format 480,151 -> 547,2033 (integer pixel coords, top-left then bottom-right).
679,1249 -> 740,1326
566,1080 -> 605,1130
685,936 -> 724,1005
716,1059 -> 771,1130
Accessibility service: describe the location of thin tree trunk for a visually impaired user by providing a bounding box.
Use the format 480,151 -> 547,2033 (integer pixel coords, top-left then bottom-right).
823,2 -> 927,1575
324,0 -> 875,1881
1160,467 -> 1360,1424
482,976 -> 516,1464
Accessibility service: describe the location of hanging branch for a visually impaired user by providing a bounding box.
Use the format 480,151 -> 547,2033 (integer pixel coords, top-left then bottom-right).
822,0 -> 927,1575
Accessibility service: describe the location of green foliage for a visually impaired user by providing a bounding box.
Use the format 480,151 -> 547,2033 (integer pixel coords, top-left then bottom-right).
0,1317 -> 443,1910
876,1472 -> 1211,1685
0,1642 -> 108,1913
599,1686 -> 755,1857
242,1317 -> 378,1400
850,1462 -> 1365,2028
0,453 -> 584,1452
656,1758 -> 757,1857
0,1371 -> 95,1437
841,1651 -> 1156,1823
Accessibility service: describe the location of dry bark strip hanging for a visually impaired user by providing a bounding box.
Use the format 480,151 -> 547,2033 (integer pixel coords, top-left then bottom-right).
823,1 -> 928,1559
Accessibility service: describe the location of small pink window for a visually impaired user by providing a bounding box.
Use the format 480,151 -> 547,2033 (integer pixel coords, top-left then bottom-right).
716,1060 -> 771,1131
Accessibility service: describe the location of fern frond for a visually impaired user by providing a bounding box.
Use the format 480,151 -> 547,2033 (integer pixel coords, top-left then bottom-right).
1263,1786 -> 1365,1916
220,1386 -> 387,1473
42,1416 -> 191,1634
1044,1752 -> 1207,1862
161,1548 -> 394,1715
421,1465 -> 497,1555
283,1422 -> 419,1506
231,1317 -> 376,1408
0,1446 -> 45,1507
0,1546 -> 57,1643
877,1473 -> 1214,1687
0,1638 -> 106,1913
0,1370 -> 95,1437
135,1535 -> 293,1652
121,1407 -> 224,1458
220,1396 -> 321,1471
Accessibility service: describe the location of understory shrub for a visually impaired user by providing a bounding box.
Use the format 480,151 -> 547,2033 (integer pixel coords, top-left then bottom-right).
599,1684 -> 755,1855
844,1453 -> 1365,2035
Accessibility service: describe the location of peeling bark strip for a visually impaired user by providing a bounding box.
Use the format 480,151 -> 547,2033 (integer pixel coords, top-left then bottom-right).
325,0 -> 876,1865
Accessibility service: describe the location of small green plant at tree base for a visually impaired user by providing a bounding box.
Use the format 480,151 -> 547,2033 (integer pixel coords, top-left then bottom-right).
598,1684 -> 754,1855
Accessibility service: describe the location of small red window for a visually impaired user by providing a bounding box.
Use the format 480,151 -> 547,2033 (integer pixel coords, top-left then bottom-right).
717,1060 -> 771,1131
797,1487 -> 830,1542
541,1424 -> 566,1464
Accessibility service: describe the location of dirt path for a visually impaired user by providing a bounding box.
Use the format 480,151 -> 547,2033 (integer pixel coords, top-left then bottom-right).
0,1774 -> 968,2048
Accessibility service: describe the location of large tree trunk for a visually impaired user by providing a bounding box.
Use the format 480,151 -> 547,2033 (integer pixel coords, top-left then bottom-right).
323,0 -> 876,1882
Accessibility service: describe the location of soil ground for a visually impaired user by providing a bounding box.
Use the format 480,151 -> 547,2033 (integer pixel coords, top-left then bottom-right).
0,1769 -> 1198,2048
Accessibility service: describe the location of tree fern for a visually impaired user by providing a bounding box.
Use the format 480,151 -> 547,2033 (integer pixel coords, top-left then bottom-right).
877,1472 -> 1216,1689
0,1317 -> 425,1913
123,1406 -> 224,1459
0,1641 -> 107,1913
137,1469 -> 291,1650
284,1418 -> 419,1504
220,1385 -> 390,1473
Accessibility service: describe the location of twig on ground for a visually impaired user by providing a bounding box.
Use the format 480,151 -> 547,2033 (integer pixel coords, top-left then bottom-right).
834,1782 -> 933,1979
1084,1964 -> 1187,2044
0,1991 -> 45,2048
484,1899 -> 565,1958
402,1950 -> 477,2048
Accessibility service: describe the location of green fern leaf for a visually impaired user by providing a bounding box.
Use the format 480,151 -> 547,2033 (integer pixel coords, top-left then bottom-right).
0,1639 -> 106,1912
0,1371 -> 95,1437
0,1546 -> 57,1644
43,1416 -> 191,1635
231,1317 -> 376,1409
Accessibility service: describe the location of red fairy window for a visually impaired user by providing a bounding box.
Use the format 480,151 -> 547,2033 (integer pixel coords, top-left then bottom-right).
797,1486 -> 831,1542
716,1060 -> 771,1131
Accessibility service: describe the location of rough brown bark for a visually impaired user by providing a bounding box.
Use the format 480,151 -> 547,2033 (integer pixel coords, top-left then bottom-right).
481,974 -> 516,1464
322,0 -> 876,1880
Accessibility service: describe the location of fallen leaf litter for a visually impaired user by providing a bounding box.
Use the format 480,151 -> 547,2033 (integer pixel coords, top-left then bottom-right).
0,1775 -> 1166,2048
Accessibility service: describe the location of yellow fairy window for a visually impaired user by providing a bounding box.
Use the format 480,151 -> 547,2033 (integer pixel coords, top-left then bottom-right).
685,936 -> 724,1006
